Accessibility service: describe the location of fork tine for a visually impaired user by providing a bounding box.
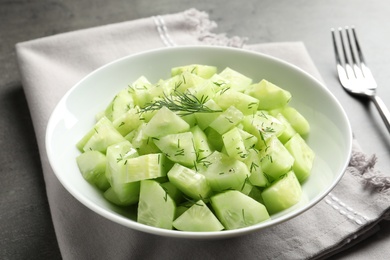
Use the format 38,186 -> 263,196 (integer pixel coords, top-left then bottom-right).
350,27 -> 374,80
331,28 -> 349,83
346,26 -> 364,78
337,27 -> 356,80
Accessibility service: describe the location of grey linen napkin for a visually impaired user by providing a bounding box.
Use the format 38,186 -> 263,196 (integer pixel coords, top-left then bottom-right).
16,9 -> 390,260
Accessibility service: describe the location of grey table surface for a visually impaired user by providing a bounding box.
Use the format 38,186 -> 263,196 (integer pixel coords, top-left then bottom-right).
2,0 -> 390,259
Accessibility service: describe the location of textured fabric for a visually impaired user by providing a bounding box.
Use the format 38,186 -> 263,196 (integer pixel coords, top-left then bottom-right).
15,9 -> 390,260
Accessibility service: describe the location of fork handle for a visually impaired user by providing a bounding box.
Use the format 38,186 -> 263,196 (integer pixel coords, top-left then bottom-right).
371,95 -> 390,133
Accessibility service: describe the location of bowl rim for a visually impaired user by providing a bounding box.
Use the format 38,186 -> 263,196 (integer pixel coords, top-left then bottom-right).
46,45 -> 353,239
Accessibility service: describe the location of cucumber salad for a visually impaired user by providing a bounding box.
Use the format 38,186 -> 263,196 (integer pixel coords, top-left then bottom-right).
76,64 -> 315,231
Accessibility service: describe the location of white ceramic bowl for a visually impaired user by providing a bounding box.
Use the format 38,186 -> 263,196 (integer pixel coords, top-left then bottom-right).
46,46 -> 352,239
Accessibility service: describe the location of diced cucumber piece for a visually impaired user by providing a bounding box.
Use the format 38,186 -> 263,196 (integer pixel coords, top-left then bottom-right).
239,128 -> 258,150
247,185 -> 264,204
214,89 -> 259,115
76,150 -> 109,191
175,201 -> 195,218
222,127 -> 248,161
275,112 -> 297,144
242,112 -> 285,148
104,88 -> 135,121
123,153 -> 169,182
167,163 -> 212,200
131,123 -> 161,155
210,190 -> 270,230
204,127 -> 224,152
171,64 -> 217,79
244,148 -> 269,187
181,113 -> 197,128
209,106 -> 244,135
81,117 -> 126,153
160,181 -> 185,204
201,151 -> 249,192
153,132 -> 197,167
209,74 -> 232,93
112,107 -> 143,136
157,75 -> 182,96
137,180 -> 176,229
190,125 -> 213,161
175,72 -> 207,94
245,79 -> 292,110
105,141 -> 140,205
259,135 -> 295,180
194,99 -> 222,130
103,186 -> 139,206
218,67 -> 253,92
282,106 -> 310,137
129,76 -> 155,108
261,171 -> 302,214
143,106 -> 190,137
285,133 -> 315,182
186,79 -> 216,102
173,200 -> 224,232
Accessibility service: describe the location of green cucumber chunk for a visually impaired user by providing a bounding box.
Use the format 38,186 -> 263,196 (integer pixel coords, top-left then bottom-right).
143,106 -> 190,137
153,132 -> 197,167
81,116 -> 126,153
190,125 -> 213,161
76,150 -> 109,191
167,163 -> 212,200
282,106 -> 310,137
214,89 -> 259,115
222,127 -> 249,161
137,180 -> 176,229
210,190 -> 270,230
171,64 -> 217,79
200,151 -> 249,192
104,88 -> 135,121
112,107 -> 143,136
173,200 -> 224,232
274,112 -> 297,144
218,67 -> 253,92
124,153 -> 169,183
244,148 -> 269,187
245,79 -> 292,110
259,135 -> 295,180
285,133 -> 315,182
160,181 -> 185,204
105,141 -> 140,205
194,99 -> 222,130
261,171 -> 302,214
242,112 -> 286,148
130,123 -> 161,155
209,106 -> 244,135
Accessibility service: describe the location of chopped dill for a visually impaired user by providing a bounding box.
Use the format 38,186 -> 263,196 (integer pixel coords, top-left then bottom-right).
139,91 -> 221,116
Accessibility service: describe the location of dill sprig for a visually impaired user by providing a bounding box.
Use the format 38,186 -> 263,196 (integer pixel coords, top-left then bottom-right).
139,91 -> 222,116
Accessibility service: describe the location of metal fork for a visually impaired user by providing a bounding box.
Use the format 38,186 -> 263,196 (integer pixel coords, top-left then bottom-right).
331,26 -> 390,133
